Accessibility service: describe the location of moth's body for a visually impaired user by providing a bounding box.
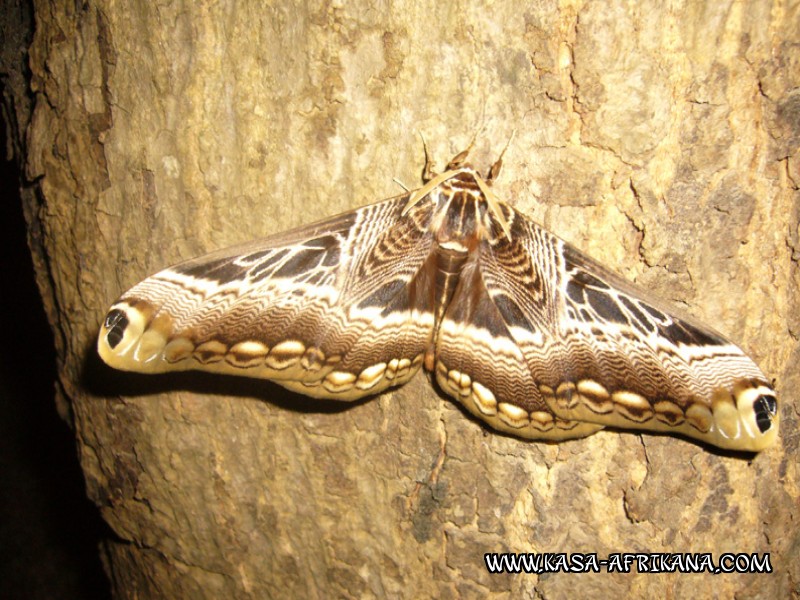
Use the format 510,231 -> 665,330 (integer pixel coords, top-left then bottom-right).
422,170 -> 493,368
99,146 -> 778,451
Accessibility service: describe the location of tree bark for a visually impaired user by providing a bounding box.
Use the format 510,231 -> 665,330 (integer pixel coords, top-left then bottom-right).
11,0 -> 800,597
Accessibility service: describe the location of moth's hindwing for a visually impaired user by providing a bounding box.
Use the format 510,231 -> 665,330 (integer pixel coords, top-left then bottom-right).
432,243 -> 603,441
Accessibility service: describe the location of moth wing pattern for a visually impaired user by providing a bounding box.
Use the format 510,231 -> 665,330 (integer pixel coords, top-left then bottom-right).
98,145 -> 778,451
432,210 -> 604,440
434,203 -> 777,449
548,226 -> 777,449
99,195 -> 438,401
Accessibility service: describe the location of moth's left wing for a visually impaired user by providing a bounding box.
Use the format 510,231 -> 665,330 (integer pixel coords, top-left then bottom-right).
98,196 -> 438,400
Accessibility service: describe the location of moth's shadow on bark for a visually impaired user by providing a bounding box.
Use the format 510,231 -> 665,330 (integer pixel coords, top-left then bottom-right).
81,340 -> 368,414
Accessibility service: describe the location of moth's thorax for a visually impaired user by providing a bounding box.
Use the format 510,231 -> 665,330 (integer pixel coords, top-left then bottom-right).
429,169 -> 493,253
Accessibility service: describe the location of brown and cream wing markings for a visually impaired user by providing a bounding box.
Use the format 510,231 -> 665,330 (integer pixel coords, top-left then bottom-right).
98,146 -> 778,451
99,195 -> 437,399
433,203 -> 777,449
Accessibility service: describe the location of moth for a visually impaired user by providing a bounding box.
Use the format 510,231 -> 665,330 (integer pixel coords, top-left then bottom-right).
98,142 -> 778,451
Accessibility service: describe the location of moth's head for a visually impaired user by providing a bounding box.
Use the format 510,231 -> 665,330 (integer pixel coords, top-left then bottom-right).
420,134 -> 514,187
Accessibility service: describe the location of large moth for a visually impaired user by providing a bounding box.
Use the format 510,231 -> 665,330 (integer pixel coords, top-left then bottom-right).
98,144 -> 778,451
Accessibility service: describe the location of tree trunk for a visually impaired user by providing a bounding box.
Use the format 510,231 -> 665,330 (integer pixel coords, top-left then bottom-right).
11,0 -> 799,597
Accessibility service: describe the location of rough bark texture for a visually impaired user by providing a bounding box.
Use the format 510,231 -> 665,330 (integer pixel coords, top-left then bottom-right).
9,0 -> 800,597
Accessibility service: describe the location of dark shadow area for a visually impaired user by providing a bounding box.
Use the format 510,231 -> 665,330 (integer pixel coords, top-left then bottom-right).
0,116 -> 111,598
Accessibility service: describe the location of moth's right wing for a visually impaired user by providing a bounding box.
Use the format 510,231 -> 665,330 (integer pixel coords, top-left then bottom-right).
434,205 -> 778,450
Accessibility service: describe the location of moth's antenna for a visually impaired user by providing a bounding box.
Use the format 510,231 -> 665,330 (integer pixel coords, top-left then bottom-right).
487,130 -> 516,183
447,131 -> 480,170
392,178 -> 410,192
419,131 -> 436,182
